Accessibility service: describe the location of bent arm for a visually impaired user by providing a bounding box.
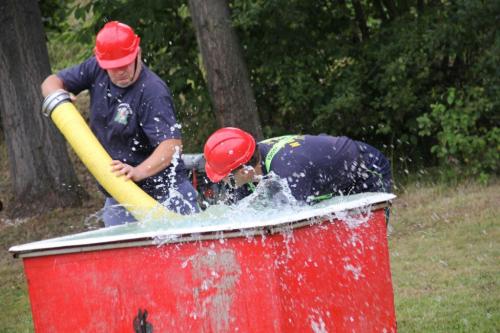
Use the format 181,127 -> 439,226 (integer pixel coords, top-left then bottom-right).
41,74 -> 65,97
111,139 -> 183,182
137,139 -> 183,178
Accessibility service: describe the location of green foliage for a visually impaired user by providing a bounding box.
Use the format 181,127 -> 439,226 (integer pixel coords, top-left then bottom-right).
232,0 -> 499,178
413,0 -> 500,179
231,0 -> 359,136
40,0 -> 500,177
418,87 -> 499,180
39,0 -> 69,33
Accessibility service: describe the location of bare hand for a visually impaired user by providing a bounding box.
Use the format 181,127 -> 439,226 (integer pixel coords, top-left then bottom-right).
110,160 -> 144,182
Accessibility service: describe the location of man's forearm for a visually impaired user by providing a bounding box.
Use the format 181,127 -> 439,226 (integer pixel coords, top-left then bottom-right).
41,74 -> 65,97
135,139 -> 183,180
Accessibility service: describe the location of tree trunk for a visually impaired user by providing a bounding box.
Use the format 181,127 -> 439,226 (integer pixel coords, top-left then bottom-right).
0,0 -> 85,216
352,0 -> 370,41
188,0 -> 263,140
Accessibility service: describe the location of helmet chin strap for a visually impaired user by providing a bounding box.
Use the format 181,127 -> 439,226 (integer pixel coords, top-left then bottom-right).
130,55 -> 138,83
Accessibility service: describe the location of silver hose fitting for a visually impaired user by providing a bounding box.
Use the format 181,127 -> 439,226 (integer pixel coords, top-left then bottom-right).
42,90 -> 71,117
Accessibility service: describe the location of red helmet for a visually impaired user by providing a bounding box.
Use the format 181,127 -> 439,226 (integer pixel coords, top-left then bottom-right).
204,128 -> 256,182
94,21 -> 140,69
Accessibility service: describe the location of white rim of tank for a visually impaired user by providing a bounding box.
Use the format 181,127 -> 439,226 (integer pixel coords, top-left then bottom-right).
10,193 -> 395,258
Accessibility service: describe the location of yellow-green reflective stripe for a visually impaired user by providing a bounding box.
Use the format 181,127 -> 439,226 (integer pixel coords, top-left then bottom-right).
310,193 -> 333,202
264,135 -> 297,172
247,182 -> 256,192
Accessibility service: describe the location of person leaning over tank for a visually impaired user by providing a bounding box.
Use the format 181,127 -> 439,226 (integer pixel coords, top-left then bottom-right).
41,21 -> 199,226
203,127 -> 393,204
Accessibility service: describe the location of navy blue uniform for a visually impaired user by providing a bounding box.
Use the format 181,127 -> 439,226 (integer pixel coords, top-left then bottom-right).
58,57 -> 198,224
255,135 -> 392,203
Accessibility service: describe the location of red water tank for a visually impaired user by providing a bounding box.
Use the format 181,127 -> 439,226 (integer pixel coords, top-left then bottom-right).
12,194 -> 396,332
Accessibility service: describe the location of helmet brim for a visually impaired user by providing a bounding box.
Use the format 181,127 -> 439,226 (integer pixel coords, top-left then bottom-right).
205,162 -> 227,183
95,47 -> 139,70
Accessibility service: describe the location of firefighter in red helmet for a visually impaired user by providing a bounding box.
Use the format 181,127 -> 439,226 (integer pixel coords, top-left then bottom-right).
94,21 -> 141,70
204,127 -> 393,203
204,127 -> 256,183
41,21 -> 199,226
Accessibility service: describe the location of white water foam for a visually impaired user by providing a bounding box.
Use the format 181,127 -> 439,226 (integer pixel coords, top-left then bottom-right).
9,176 -> 395,253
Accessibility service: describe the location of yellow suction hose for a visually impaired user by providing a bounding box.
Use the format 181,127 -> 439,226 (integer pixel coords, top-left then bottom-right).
42,90 -> 180,222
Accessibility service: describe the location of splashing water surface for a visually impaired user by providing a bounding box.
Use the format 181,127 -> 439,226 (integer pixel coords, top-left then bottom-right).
19,174 -> 394,250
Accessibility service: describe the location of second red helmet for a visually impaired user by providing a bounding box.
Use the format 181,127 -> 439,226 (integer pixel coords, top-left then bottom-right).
204,128 -> 256,183
94,21 -> 140,69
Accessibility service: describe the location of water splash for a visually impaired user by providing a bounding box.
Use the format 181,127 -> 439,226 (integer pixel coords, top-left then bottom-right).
333,205 -> 372,229
48,178 -> 392,246
236,172 -> 301,211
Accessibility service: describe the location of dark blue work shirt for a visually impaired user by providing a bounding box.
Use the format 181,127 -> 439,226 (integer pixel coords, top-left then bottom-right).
258,135 -> 362,202
57,56 -> 188,200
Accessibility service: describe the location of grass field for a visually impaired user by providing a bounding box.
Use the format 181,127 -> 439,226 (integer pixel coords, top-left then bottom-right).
0,164 -> 498,331
390,181 -> 499,332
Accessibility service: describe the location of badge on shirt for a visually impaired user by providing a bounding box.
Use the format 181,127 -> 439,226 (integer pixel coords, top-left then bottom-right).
114,103 -> 133,125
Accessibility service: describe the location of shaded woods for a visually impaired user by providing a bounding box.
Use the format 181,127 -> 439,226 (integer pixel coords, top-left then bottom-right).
0,0 -> 498,215
46,0 -> 499,177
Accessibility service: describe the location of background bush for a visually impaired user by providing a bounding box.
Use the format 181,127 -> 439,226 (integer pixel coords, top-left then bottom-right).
41,0 -> 499,179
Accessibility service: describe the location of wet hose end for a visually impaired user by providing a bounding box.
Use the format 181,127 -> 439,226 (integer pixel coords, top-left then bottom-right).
42,90 -> 72,118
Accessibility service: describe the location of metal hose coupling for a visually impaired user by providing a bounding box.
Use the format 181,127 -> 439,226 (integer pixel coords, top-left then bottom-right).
42,90 -> 72,118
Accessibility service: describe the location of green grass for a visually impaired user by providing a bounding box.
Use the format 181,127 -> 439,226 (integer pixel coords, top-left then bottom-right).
0,207 -> 102,332
0,162 -> 498,331
0,261 -> 32,332
390,181 -> 500,332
